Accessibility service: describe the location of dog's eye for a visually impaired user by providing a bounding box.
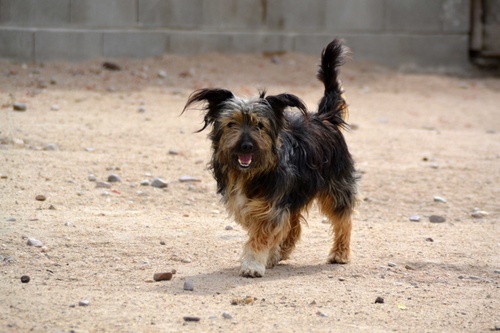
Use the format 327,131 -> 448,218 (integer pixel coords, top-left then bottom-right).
257,122 -> 264,130
227,122 -> 236,128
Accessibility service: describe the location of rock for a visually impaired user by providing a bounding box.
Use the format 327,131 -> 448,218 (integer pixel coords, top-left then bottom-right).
140,180 -> 150,186
433,196 -> 447,203
159,240 -> 166,245
158,70 -> 167,78
13,103 -> 27,111
168,149 -> 179,155
405,264 -> 415,270
494,269 -> 500,274
79,300 -> 90,306
88,174 -> 96,182
225,225 -> 234,231
138,106 -> 146,113
6,217 -> 16,222
151,178 -> 168,188
409,215 -> 421,222
20,275 -> 30,283
95,181 -> 111,189
107,174 -> 121,182
35,195 -> 46,201
375,296 -> 385,304
494,324 -> 500,331
27,238 -> 43,247
470,208 -> 489,218
388,262 -> 397,267
179,176 -> 201,183
425,237 -> 434,242
316,311 -> 328,317
222,311 -> 232,319
183,316 -> 200,322
153,272 -> 173,281
50,105 -> 60,111
183,281 -> 194,291
85,147 -> 95,152
181,257 -> 192,263
429,215 -> 446,223
102,62 -> 121,71
338,277 -> 346,281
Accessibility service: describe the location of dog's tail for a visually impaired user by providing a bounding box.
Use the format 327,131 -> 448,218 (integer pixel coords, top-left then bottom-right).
316,39 -> 349,129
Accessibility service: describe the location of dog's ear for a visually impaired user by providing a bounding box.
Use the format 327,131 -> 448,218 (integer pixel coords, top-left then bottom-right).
182,88 -> 234,132
265,93 -> 308,125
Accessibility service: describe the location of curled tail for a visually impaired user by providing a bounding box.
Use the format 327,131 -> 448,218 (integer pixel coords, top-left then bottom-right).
316,39 -> 349,128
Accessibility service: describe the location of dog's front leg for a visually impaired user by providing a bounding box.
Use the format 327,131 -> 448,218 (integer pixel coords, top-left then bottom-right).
240,240 -> 268,278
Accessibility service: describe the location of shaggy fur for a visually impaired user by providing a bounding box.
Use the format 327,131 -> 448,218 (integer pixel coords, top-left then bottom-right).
183,39 -> 358,277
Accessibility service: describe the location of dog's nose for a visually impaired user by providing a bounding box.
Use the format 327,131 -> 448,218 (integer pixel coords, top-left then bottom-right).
241,141 -> 253,152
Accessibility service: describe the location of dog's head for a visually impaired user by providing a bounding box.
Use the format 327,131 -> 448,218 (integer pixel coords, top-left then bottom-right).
183,88 -> 307,174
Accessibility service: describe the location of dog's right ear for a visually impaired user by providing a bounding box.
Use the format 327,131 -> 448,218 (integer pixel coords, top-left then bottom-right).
182,88 -> 234,132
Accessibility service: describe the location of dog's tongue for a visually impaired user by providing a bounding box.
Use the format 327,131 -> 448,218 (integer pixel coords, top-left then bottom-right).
238,154 -> 252,167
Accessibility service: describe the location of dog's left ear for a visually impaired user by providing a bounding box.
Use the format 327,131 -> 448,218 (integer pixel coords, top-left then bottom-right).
265,93 -> 308,126
182,88 -> 234,132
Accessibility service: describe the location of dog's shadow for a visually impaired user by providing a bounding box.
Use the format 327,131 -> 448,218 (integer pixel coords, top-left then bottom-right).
154,262 -> 346,296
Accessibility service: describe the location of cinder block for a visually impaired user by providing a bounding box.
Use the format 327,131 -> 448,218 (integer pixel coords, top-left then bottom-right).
442,0 -> 470,32
168,31 -> 231,54
0,28 -> 34,61
0,0 -> 70,27
385,0 -> 444,32
202,0 -> 265,31
266,0 -> 326,32
138,0 -> 203,28
103,31 -> 167,58
325,0 -> 384,32
35,30 -> 102,62
71,0 -> 136,28
230,32 -> 294,53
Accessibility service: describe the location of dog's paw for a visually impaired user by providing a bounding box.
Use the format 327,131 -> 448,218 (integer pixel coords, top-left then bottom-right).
327,251 -> 350,264
240,261 -> 265,278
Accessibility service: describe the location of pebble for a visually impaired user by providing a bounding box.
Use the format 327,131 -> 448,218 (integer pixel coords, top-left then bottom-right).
85,147 -> 95,152
494,324 -> 500,331
6,217 -> 16,222
388,262 -> 397,267
425,237 -> 434,242
158,70 -> 167,78
375,296 -> 385,304
470,208 -> 489,218
102,62 -> 121,71
222,311 -> 232,319
225,225 -> 234,231
13,102 -> 27,111
27,238 -> 43,247
151,178 -> 168,188
35,195 -> 46,201
494,270 -> 500,274
409,215 -> 421,222
79,300 -> 90,306
138,106 -> 146,113
153,272 -> 173,281
429,215 -> 446,223
179,176 -> 201,183
50,105 -> 60,111
316,311 -> 328,317
433,196 -> 447,203
181,257 -> 192,263
338,277 -> 345,281
95,181 -> 111,189
140,180 -> 150,186
183,281 -> 194,291
88,174 -> 96,182
183,316 -> 200,322
168,149 -> 179,155
20,275 -> 30,283
107,174 -> 121,182
159,240 -> 166,245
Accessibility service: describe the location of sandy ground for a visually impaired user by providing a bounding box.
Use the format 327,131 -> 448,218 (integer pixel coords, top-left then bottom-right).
0,50 -> 499,333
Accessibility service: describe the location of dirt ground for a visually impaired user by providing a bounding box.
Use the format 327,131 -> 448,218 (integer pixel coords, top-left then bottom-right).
0,50 -> 499,333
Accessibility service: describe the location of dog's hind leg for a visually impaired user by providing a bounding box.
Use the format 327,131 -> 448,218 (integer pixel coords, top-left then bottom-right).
318,193 -> 353,264
279,212 -> 302,261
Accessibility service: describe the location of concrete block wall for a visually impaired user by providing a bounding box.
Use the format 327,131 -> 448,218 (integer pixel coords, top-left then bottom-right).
0,0 -> 471,69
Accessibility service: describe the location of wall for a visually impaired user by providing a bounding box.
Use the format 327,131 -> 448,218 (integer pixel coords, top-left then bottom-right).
0,0 -> 471,69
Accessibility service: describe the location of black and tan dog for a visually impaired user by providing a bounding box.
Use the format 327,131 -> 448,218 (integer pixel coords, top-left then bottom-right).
183,39 -> 358,277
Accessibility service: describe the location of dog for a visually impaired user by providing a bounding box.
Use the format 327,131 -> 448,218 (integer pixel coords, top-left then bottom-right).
182,39 -> 358,278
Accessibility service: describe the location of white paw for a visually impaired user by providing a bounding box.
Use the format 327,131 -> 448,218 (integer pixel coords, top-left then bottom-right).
240,260 -> 265,278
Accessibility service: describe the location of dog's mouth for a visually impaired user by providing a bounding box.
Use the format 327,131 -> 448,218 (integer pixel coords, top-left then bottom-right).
237,154 -> 253,169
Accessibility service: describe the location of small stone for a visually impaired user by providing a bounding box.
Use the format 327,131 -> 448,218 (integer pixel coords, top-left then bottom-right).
225,225 -> 234,231
316,311 -> 328,317
153,272 -> 173,281
179,176 -> 201,183
181,257 -> 192,264
48,204 -> 56,210
429,215 -> 446,223
50,77 -> 57,85
35,195 -> 46,201
6,217 -> 16,222
168,149 -> 179,155
433,196 -> 447,203
95,181 -> 111,189
138,106 -> 146,113
183,281 -> 194,291
409,215 -> 421,222
107,174 -> 121,182
494,324 -> 500,331
494,270 -> 500,274
425,237 -> 434,242
43,143 -> 58,151
375,296 -> 385,304
85,147 -> 95,152
405,264 -> 415,270
470,208 -> 489,218
158,70 -> 167,78
140,180 -> 150,186
388,262 -> 397,267
13,103 -> 27,111
88,174 -> 96,182
183,316 -> 200,322
27,238 -> 43,247
20,275 -> 30,283
222,311 -> 232,319
159,240 -> 166,245
79,300 -> 90,306
102,62 -> 121,71
151,178 -> 168,188
338,277 -> 345,281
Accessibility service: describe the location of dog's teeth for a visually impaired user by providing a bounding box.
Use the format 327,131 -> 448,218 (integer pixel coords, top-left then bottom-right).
238,154 -> 252,168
